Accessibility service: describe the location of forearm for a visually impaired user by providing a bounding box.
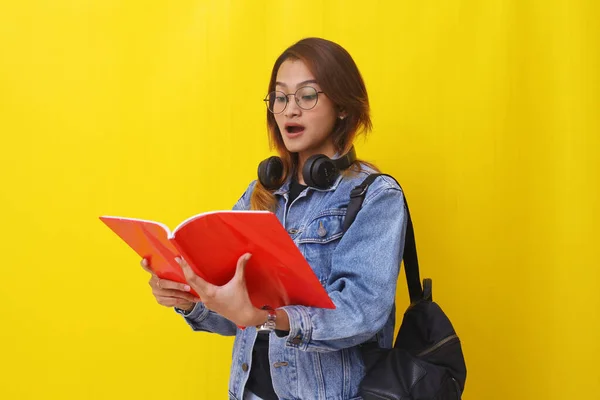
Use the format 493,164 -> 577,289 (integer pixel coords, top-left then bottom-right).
279,282 -> 397,352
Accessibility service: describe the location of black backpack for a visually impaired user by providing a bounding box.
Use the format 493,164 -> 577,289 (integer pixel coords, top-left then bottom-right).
342,173 -> 467,400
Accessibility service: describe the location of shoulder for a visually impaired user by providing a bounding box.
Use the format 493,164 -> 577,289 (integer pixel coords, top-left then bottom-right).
334,164 -> 407,235
338,163 -> 404,206
233,179 -> 258,210
244,179 -> 259,193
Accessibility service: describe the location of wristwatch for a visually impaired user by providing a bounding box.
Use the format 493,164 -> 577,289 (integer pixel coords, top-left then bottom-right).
256,307 -> 277,332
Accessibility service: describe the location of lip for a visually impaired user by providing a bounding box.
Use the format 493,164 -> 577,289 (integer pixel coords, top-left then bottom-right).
284,123 -> 306,138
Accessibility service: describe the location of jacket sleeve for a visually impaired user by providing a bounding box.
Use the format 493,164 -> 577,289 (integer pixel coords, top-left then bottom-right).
174,302 -> 237,336
173,180 -> 258,335
280,179 -> 407,352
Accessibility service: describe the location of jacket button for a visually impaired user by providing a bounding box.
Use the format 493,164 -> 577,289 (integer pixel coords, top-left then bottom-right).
288,228 -> 298,234
241,363 -> 249,372
291,335 -> 302,345
317,221 -> 327,237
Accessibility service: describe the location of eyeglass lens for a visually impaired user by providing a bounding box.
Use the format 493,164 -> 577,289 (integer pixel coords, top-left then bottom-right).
265,86 -> 319,113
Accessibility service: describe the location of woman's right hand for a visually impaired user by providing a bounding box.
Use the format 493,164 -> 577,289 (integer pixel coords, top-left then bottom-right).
140,258 -> 201,312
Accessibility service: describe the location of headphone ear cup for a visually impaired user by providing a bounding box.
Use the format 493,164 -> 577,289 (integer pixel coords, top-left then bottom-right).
258,156 -> 284,190
303,154 -> 338,189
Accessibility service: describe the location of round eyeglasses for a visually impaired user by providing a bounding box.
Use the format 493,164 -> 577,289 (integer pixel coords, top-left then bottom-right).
264,86 -> 325,114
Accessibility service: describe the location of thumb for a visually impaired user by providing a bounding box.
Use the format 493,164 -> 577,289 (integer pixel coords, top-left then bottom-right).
234,253 -> 252,282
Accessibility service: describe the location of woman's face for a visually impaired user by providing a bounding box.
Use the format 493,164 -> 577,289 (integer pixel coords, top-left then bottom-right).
273,59 -> 341,161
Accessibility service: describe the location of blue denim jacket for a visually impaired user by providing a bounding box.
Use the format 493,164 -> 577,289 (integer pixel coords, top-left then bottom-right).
177,165 -> 407,400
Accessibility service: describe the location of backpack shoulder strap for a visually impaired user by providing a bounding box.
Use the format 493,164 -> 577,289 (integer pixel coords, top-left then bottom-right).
342,173 -> 423,304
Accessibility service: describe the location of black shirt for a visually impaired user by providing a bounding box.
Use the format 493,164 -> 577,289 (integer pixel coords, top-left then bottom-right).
245,178 -> 307,400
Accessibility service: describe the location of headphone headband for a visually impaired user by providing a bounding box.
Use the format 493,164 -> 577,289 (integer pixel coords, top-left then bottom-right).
332,146 -> 356,171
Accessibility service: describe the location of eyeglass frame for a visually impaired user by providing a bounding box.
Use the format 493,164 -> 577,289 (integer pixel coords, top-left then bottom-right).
263,86 -> 326,114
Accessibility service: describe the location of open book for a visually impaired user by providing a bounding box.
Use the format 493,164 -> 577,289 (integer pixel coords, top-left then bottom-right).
99,210 -> 335,311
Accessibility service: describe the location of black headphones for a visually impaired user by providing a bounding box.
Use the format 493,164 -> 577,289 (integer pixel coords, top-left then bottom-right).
258,146 -> 357,190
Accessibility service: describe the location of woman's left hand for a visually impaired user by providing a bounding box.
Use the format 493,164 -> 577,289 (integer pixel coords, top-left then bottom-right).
176,253 -> 265,327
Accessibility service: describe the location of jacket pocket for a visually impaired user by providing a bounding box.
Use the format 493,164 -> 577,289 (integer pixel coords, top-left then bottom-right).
297,209 -> 346,244
296,210 -> 346,283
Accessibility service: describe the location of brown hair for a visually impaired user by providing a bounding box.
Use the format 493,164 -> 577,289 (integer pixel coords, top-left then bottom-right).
250,37 -> 378,211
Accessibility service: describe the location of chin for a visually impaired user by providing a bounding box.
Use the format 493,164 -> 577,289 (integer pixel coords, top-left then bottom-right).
281,139 -> 307,154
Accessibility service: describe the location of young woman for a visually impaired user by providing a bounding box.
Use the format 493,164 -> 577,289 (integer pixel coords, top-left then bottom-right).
141,37 -> 408,400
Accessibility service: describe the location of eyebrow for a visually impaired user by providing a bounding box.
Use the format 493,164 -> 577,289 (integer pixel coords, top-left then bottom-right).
275,79 -> 319,88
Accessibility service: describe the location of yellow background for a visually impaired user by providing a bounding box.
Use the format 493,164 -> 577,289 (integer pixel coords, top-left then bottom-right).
1,1 -> 598,399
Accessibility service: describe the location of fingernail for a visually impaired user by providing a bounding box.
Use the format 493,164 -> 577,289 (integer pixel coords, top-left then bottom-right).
246,253 -> 252,261
184,285 -> 191,292
175,257 -> 181,264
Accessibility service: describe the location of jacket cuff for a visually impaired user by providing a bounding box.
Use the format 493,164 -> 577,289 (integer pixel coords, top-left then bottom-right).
174,302 -> 209,322
280,306 -> 312,350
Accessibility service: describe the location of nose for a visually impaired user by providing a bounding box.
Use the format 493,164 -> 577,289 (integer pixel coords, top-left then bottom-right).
283,94 -> 301,118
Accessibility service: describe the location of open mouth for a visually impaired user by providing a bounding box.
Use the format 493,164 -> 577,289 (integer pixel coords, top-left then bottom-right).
285,125 -> 305,134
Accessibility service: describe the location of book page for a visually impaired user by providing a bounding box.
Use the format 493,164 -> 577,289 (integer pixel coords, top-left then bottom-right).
172,210 -> 271,236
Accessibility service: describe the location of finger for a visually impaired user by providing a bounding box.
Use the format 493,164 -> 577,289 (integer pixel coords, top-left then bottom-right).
153,288 -> 200,303
157,279 -> 191,292
140,258 -> 153,274
148,275 -> 159,288
176,257 -> 215,296
156,296 -> 196,308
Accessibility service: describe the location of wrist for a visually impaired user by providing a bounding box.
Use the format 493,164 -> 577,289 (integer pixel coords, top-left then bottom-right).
255,307 -> 276,332
250,308 -> 269,327
178,302 -> 196,313
274,309 -> 290,331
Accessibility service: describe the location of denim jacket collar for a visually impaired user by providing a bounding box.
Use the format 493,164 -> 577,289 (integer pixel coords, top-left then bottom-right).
272,173 -> 344,196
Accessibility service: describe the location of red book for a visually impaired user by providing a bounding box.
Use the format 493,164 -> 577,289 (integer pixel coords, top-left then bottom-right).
99,210 -> 335,311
